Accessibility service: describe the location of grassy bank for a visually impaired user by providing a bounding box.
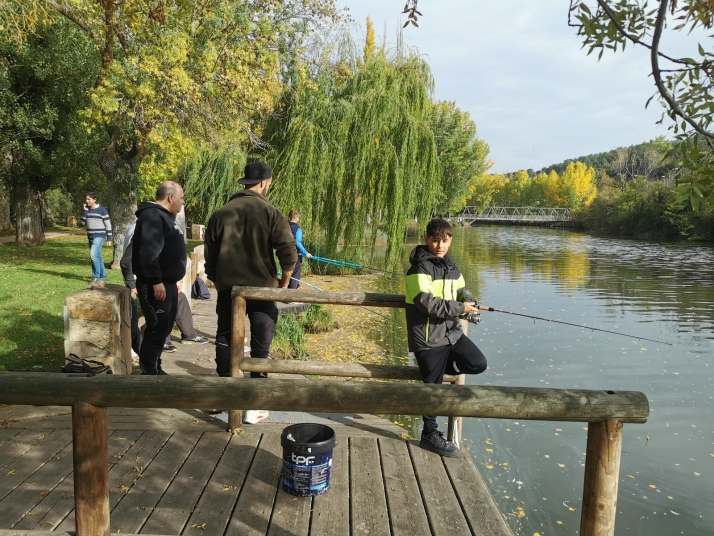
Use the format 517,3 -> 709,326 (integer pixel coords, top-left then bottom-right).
0,235 -> 120,371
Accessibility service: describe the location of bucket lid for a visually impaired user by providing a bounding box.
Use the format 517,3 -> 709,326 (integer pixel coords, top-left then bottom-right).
281,423 -> 336,454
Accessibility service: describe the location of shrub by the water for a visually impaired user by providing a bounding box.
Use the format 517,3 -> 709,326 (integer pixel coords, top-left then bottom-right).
302,304 -> 337,334
272,313 -> 308,361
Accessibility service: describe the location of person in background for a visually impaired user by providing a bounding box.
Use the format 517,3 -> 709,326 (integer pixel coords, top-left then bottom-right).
80,192 -> 112,289
405,217 -> 487,457
205,161 -> 297,424
287,210 -> 312,289
132,181 -> 187,375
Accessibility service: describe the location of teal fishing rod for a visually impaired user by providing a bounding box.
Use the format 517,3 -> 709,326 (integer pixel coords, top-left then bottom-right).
311,255 -> 403,278
277,272 -> 402,326
476,305 -> 673,346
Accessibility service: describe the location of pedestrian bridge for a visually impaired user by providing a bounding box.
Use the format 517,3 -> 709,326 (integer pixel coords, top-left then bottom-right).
452,206 -> 573,224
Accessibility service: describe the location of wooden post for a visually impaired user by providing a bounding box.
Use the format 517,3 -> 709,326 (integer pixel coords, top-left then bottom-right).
580,419 -> 624,536
72,401 -> 109,536
190,252 -> 198,283
447,319 -> 469,446
227,294 -> 246,432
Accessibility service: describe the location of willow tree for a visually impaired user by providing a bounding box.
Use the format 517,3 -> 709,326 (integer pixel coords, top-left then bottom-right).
263,33 -> 440,268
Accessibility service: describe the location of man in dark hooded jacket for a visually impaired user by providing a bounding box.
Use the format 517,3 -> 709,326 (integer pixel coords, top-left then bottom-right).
132,181 -> 187,375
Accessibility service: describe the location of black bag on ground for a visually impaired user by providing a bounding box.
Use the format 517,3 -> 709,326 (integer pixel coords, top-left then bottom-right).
192,277 -> 210,299
61,354 -> 113,374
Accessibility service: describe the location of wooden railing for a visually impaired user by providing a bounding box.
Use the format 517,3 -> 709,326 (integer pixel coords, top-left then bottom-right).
230,286 -> 650,536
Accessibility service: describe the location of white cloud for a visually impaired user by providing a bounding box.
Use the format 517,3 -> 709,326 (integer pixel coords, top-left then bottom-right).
337,0 -> 691,172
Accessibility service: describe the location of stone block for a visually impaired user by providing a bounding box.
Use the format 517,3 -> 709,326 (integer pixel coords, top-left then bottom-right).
64,284 -> 132,374
66,216 -> 77,227
191,224 -> 205,241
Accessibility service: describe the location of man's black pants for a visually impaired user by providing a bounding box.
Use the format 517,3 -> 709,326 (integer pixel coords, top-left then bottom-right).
414,334 -> 487,436
137,280 -> 178,375
215,288 -> 278,377
288,257 -> 303,289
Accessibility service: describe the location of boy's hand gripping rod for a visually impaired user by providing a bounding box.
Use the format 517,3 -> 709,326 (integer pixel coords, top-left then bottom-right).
475,305 -> 673,346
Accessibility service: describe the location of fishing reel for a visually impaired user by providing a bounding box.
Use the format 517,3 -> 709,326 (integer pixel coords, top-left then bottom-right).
460,312 -> 481,325
459,289 -> 480,324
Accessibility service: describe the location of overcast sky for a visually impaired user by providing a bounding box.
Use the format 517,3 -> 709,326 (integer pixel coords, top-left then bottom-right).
337,1 -> 694,173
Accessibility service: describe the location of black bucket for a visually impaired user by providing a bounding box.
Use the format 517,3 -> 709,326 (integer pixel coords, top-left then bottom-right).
281,423 -> 337,497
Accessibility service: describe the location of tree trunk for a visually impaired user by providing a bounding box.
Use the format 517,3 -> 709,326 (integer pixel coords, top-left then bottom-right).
98,130 -> 142,269
0,183 -> 11,231
39,192 -> 56,227
14,180 -> 45,246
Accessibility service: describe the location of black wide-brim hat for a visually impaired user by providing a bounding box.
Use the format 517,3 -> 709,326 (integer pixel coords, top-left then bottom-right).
238,161 -> 273,185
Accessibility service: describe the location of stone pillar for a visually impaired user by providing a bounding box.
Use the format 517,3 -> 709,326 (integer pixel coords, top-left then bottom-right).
67,216 -> 77,227
191,224 -> 205,241
181,258 -> 193,301
64,285 -> 132,374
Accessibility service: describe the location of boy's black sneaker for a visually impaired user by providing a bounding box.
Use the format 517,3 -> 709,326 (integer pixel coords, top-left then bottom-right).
163,343 -> 177,353
420,431 -> 460,457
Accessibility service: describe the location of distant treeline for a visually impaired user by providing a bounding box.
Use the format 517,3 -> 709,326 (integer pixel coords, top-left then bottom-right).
468,136 -> 713,241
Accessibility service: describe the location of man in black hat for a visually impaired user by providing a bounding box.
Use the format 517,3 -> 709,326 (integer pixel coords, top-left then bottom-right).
204,161 -> 297,423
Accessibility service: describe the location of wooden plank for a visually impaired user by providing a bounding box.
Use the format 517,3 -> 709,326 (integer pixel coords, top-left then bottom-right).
443,453 -> 512,535
224,433 -> 282,536
0,429 -> 56,471
310,438 -> 349,536
0,428 -> 22,447
580,419 -> 623,536
0,531 -> 170,536
239,358 -> 458,382
184,432 -> 261,536
0,374 -> 651,424
232,286 -> 406,308
108,431 -> 201,534
0,442 -> 74,527
350,437 -> 389,536
408,441 -> 471,536
14,431 -> 143,532
267,489 -> 312,536
141,432 -> 231,534
72,402 -> 109,536
0,430 -> 72,503
379,438 -> 431,536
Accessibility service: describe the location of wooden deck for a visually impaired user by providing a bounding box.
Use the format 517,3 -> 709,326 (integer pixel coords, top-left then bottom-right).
0,408 -> 512,536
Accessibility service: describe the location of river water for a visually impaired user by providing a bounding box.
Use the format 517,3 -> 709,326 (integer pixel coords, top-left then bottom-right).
373,225 -> 713,536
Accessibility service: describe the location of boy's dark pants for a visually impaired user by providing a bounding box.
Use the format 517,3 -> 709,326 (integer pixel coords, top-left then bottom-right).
137,280 -> 178,375
415,334 -> 487,436
288,257 -> 303,289
215,288 -> 278,377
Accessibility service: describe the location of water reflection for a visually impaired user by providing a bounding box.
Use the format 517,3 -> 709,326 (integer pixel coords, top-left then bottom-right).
372,225 -> 714,536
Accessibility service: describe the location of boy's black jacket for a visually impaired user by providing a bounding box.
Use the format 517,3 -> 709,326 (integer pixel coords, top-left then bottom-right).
404,245 -> 468,352
132,201 -> 187,285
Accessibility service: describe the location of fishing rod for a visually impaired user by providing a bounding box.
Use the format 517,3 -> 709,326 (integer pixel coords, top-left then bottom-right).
311,256 -> 403,278
477,305 -> 673,346
277,272 -> 403,326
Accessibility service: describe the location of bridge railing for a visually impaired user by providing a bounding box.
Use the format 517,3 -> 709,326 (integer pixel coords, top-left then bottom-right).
456,206 -> 572,221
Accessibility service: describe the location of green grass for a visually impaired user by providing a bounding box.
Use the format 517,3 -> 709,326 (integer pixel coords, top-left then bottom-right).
0,235 -> 121,372
272,313 -> 308,361
302,304 -> 337,334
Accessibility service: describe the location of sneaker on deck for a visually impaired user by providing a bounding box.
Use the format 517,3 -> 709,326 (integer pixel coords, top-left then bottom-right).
163,342 -> 177,353
243,410 -> 270,424
420,430 -> 460,457
181,335 -> 209,345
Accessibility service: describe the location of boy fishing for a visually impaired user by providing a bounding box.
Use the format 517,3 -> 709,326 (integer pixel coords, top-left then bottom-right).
405,217 -> 487,457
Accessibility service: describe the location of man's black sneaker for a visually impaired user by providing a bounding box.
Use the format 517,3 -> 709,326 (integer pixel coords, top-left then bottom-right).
420,431 -> 460,457
181,336 -> 209,344
163,343 -> 177,353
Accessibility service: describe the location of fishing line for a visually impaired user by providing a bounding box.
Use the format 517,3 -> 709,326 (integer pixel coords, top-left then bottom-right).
311,256 -> 403,278
277,273 -> 403,326
477,305 -> 673,346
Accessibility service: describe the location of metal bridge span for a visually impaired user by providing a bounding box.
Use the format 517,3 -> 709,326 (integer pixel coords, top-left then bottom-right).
452,206 -> 573,225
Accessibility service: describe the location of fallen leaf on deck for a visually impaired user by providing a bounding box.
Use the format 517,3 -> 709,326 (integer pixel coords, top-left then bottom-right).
557,463 -> 565,468
649,485 -> 657,489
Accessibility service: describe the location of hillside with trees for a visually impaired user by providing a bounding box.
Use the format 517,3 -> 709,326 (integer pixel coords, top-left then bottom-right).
468,137 -> 713,241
